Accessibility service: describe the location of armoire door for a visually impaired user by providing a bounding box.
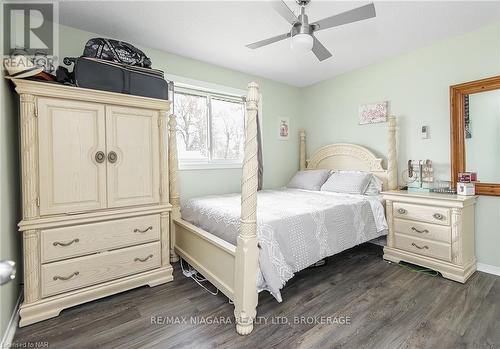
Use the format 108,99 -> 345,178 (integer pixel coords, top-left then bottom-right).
38,98 -> 107,215
105,106 -> 160,208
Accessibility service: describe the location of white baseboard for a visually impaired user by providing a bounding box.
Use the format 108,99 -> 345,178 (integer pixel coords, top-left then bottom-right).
0,289 -> 22,349
477,263 -> 500,277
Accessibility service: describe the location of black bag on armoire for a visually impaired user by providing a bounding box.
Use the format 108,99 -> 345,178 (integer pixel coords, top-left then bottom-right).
83,38 -> 152,68
64,57 -> 169,100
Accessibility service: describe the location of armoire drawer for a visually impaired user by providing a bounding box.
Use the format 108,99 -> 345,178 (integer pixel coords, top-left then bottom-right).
41,215 -> 160,262
393,202 -> 450,226
394,218 -> 451,243
394,233 -> 451,262
41,242 -> 161,297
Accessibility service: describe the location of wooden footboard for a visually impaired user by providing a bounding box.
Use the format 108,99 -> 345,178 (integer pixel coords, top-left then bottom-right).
173,218 -> 236,299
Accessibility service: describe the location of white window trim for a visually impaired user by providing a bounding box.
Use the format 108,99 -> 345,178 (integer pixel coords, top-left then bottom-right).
166,74 -> 263,171
178,161 -> 243,171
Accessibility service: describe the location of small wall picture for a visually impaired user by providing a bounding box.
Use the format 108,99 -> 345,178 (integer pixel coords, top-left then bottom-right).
278,117 -> 290,140
359,101 -> 388,125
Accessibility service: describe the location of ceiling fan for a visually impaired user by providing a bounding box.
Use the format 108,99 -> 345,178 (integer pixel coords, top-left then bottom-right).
246,0 -> 376,61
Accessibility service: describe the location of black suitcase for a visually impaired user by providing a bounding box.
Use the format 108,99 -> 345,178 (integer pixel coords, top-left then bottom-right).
71,57 -> 169,100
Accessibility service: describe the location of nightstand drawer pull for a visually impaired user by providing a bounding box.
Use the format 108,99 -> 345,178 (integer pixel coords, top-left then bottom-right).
397,208 -> 407,214
53,238 -> 80,247
411,242 -> 429,250
53,271 -> 79,281
411,227 -> 429,234
134,254 -> 153,263
134,226 -> 153,233
433,213 -> 444,220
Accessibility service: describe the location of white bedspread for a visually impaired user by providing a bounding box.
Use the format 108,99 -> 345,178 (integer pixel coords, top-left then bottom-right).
181,188 -> 387,302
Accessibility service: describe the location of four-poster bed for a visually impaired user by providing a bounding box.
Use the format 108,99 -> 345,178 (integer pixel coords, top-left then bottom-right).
168,82 -> 398,335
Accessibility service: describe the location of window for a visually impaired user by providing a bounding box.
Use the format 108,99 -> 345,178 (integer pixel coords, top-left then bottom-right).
174,86 -> 246,169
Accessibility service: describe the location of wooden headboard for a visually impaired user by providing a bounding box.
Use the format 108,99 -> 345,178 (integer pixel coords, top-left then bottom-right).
299,116 -> 398,191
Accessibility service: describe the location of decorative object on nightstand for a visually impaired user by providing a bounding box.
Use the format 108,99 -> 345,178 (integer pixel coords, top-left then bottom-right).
431,180 -> 456,194
458,172 -> 477,182
403,160 -> 433,193
382,190 -> 477,283
11,79 -> 175,327
457,172 -> 477,196
457,182 -> 475,196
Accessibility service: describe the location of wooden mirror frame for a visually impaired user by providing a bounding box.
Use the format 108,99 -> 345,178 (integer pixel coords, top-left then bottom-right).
450,75 -> 500,196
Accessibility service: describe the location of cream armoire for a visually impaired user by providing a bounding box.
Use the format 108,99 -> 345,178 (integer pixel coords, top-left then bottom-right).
12,79 -> 175,326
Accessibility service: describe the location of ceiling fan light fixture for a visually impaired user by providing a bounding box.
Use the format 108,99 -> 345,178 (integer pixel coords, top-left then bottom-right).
247,1 -> 376,61
290,33 -> 313,53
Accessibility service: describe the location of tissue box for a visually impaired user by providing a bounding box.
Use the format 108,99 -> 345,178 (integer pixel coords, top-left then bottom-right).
457,182 -> 475,196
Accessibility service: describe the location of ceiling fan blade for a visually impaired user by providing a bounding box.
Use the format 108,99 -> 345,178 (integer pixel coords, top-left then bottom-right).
311,3 -> 376,32
246,32 -> 291,49
312,37 -> 333,61
270,0 -> 298,25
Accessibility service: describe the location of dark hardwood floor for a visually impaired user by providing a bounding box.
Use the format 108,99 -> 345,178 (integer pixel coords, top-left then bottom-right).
13,244 -> 500,349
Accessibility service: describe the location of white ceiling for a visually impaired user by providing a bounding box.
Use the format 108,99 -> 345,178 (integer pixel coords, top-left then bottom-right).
59,1 -> 500,87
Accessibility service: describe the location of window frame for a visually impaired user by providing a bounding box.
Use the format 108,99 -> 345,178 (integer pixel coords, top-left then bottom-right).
173,83 -> 248,170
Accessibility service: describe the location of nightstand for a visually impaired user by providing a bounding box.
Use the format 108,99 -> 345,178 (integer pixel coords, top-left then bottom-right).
382,190 -> 477,283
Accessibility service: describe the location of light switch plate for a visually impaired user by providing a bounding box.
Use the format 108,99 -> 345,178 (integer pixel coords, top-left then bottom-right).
421,125 -> 429,139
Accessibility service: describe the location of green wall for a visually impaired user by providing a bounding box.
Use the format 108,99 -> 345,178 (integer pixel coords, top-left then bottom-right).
0,4 -> 22,340
58,25 -> 302,200
300,23 -> 500,268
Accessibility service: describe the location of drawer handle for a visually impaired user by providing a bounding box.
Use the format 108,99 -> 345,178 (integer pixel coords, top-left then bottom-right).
134,254 -> 154,263
433,213 -> 445,220
53,271 -> 79,281
411,227 -> 429,234
134,226 -> 153,233
397,208 -> 407,214
411,242 -> 429,250
53,238 -> 80,247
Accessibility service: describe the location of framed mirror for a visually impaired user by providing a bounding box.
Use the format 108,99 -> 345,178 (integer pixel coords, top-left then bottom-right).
450,75 -> 500,196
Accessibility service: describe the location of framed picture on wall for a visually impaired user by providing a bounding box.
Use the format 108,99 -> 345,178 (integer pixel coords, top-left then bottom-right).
278,117 -> 290,140
359,101 -> 388,125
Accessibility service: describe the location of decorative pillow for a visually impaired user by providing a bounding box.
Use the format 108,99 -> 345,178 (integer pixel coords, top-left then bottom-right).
320,171 -> 371,194
365,174 -> 384,195
287,169 -> 331,191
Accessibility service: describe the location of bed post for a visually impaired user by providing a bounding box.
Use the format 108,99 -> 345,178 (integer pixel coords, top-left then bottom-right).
387,116 -> 398,190
168,114 -> 180,263
299,129 -> 307,170
234,82 -> 260,335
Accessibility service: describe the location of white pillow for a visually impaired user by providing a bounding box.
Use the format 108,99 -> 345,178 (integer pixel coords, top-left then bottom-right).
320,171 -> 371,194
287,170 -> 331,191
365,174 -> 383,195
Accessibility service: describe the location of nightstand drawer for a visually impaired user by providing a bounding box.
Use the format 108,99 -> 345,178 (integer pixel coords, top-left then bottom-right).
394,218 -> 451,243
41,242 -> 161,297
393,202 -> 450,226
394,233 -> 451,261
